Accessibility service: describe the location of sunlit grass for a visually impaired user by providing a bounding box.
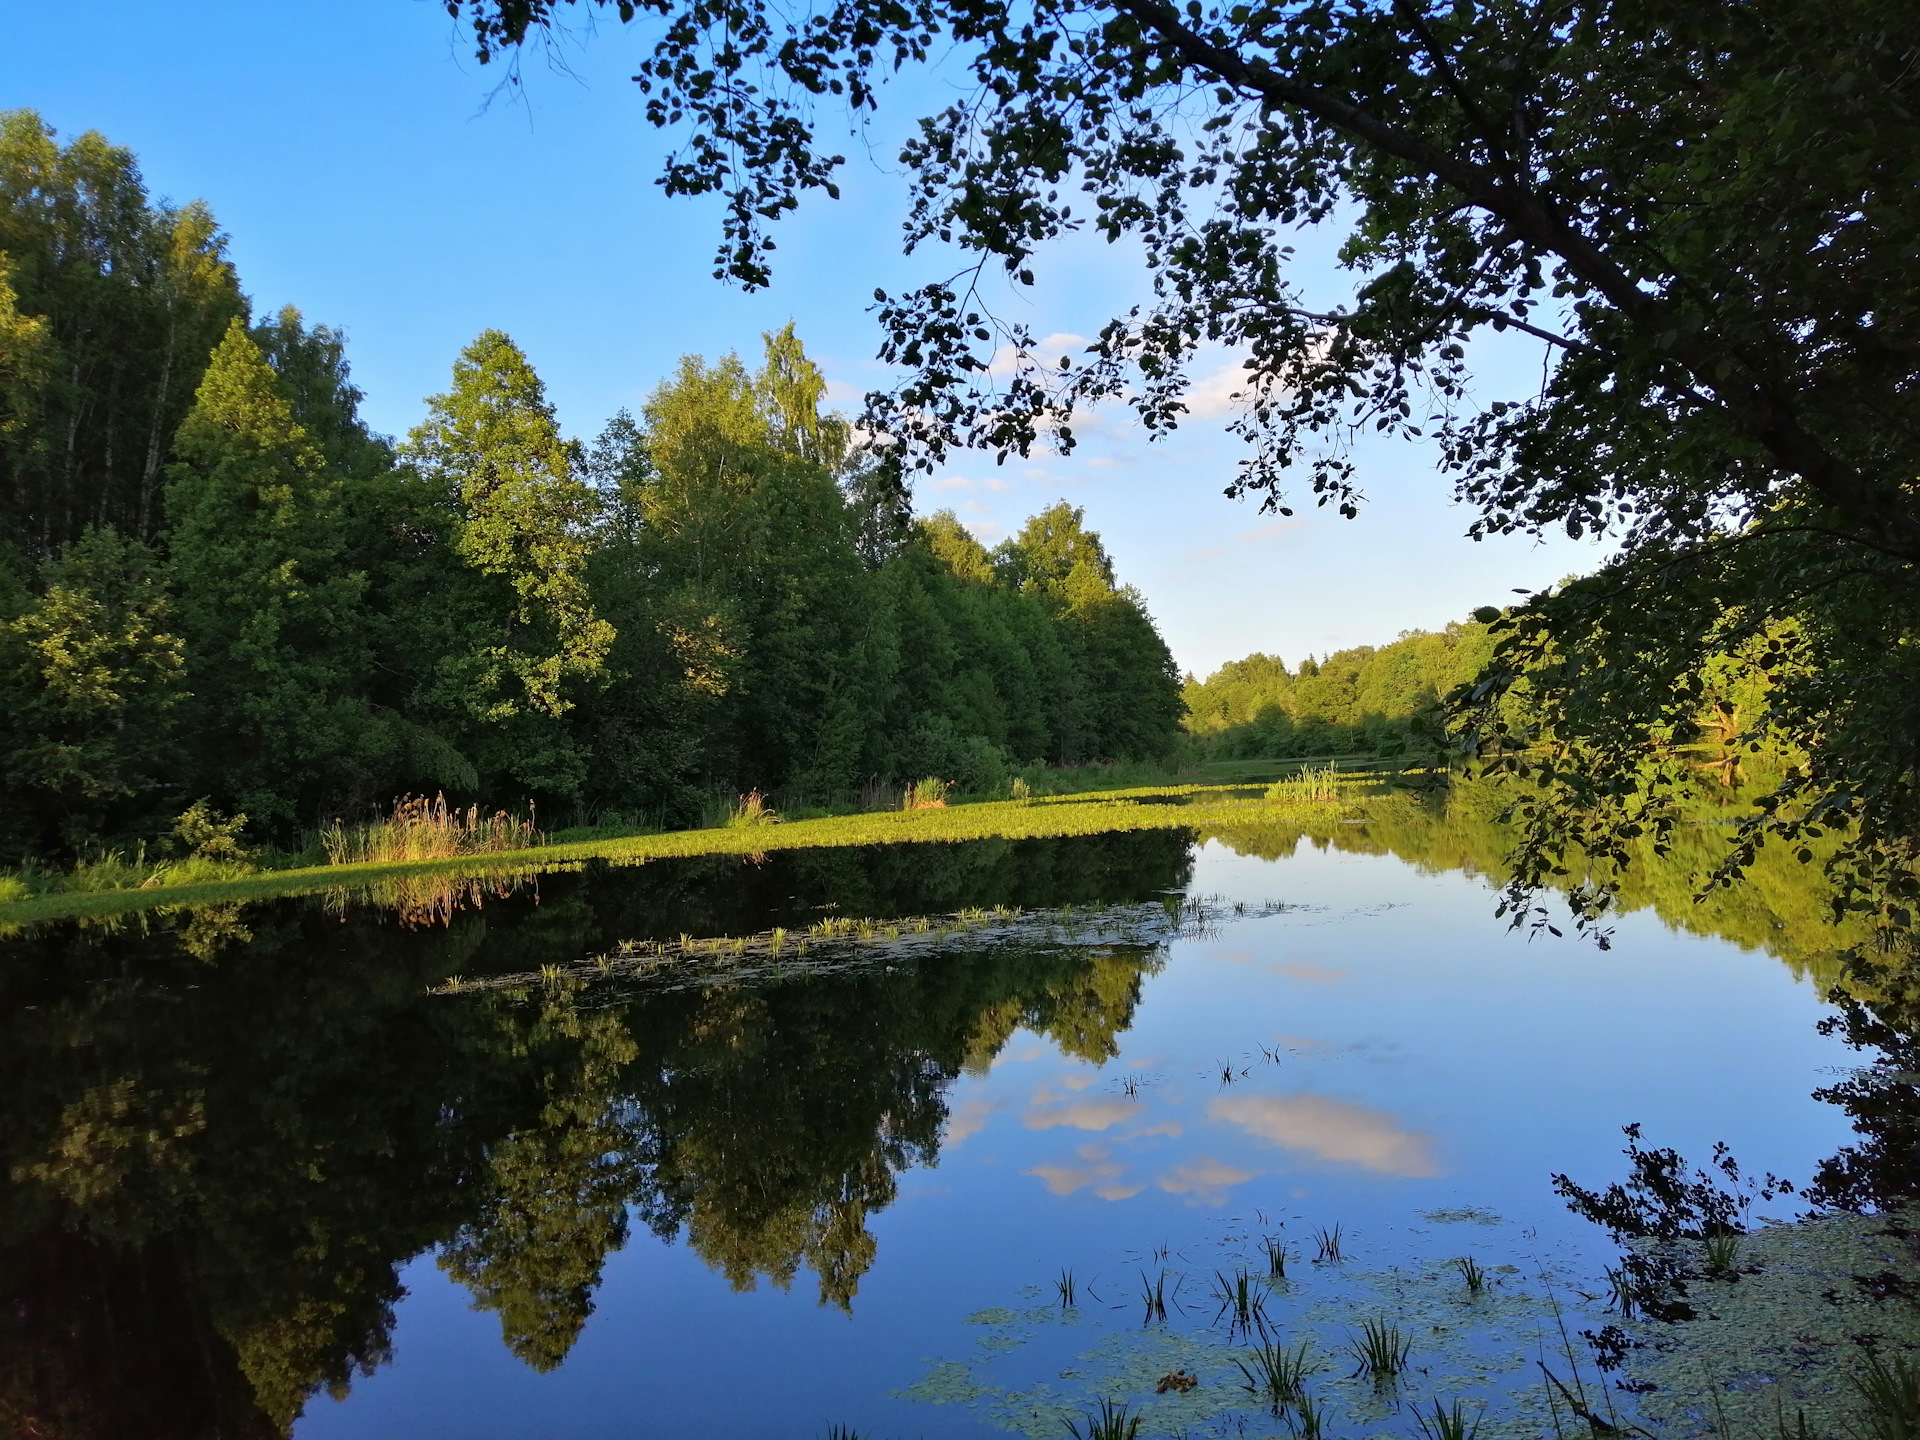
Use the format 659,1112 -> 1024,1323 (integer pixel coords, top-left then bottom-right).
0,782 -> 1365,925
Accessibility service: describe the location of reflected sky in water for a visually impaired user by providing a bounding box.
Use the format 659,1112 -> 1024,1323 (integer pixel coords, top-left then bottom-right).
286,836 -> 1846,1440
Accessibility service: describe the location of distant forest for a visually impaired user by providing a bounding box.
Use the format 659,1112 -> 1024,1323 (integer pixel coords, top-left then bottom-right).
1181,623 -> 1495,760
0,112 -> 1184,861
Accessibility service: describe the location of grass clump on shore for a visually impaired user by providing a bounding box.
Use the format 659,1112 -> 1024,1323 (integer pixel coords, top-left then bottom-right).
320,794 -> 543,864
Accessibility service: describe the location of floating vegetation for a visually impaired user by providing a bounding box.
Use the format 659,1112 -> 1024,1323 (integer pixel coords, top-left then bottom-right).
425,895 -> 1298,997
1313,1223 -> 1344,1263
1345,1316 -> 1412,1381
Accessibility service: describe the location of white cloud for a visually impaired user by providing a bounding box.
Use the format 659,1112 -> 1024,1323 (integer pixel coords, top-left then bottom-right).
1210,1094 -> 1439,1177
1156,1155 -> 1258,1205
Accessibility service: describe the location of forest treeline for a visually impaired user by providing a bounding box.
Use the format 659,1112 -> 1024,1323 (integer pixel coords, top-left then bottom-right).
1180,622 -> 1496,759
0,112 -> 1182,862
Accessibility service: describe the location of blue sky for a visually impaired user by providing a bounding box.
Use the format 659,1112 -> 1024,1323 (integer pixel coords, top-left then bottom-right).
5,0 -> 1604,676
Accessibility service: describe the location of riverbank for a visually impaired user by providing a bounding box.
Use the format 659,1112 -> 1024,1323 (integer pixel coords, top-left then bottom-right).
0,781 -> 1382,927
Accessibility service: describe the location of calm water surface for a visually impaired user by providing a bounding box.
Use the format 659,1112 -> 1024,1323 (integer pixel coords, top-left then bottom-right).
0,813 -> 1856,1438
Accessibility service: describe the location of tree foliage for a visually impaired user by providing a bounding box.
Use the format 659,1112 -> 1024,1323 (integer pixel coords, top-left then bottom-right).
0,113 -> 1182,862
438,0 -> 1920,923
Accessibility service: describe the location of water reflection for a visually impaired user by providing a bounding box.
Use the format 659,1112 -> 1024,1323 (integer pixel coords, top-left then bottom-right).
0,831 -> 1190,1438
0,792 -> 1906,1438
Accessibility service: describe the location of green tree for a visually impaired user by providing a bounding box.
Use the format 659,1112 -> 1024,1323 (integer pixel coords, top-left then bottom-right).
0,526 -> 185,857
445,0 -> 1920,924
0,110 -> 244,552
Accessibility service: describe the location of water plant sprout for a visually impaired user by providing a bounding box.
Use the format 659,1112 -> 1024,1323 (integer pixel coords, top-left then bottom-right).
1703,1230 -> 1743,1279
1064,1398 -> 1143,1440
1346,1316 -> 1413,1381
1139,1270 -> 1171,1324
1212,1267 -> 1268,1334
1235,1324 -> 1316,1414
1414,1398 -> 1486,1440
1262,1234 -> 1289,1279
1456,1254 -> 1487,1295
1313,1222 -> 1344,1263
1056,1267 -> 1077,1308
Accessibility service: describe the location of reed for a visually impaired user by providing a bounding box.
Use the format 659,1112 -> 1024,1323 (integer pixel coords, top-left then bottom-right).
1345,1316 -> 1412,1381
1414,1399 -> 1485,1440
322,793 -> 541,865
1140,1269 -> 1170,1323
1266,762 -> 1343,805
1702,1230 -> 1743,1278
1056,1267 -> 1077,1308
1235,1329 -> 1315,1413
1064,1399 -> 1142,1440
1212,1267 -> 1268,1333
1455,1254 -> 1486,1295
1312,1222 -> 1344,1263
1851,1352 -> 1920,1440
726,790 -> 781,828
1262,1235 -> 1289,1279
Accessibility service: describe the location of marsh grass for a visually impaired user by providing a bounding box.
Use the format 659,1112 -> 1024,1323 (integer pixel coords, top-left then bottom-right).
1851,1352 -> 1920,1440
1703,1230 -> 1743,1279
1313,1223 -> 1344,1263
1266,762 -> 1343,805
726,790 -> 781,828
1236,1326 -> 1316,1413
902,777 -> 949,810
1213,1267 -> 1268,1335
1345,1316 -> 1412,1381
1140,1269 -> 1171,1324
1415,1399 -> 1486,1440
1056,1267 -> 1077,1308
1064,1398 -> 1142,1440
1262,1235 -> 1289,1279
1292,1392 -> 1329,1439
1456,1255 -> 1487,1295
322,793 -> 541,865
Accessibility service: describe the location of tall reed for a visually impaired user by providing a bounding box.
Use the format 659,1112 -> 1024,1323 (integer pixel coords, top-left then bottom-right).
321,794 -> 541,865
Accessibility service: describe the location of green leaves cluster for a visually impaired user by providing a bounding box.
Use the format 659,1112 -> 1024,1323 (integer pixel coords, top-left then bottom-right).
443,0 -> 1920,925
0,115 -> 1182,862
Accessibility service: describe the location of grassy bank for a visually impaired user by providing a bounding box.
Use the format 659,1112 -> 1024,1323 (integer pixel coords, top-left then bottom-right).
0,781 -> 1380,928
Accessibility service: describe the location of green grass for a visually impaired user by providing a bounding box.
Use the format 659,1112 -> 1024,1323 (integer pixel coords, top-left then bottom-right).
0,783 -> 1365,927
1345,1316 -> 1413,1380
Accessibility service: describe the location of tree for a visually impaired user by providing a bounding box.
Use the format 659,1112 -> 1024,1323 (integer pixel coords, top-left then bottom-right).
402,331 -> 614,800
0,110 -> 244,553
444,0 -> 1920,925
164,320 -> 373,828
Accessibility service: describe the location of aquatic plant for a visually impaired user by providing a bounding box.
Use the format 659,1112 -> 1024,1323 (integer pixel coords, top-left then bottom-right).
1292,1392 -> 1329,1439
1345,1316 -> 1412,1380
1262,1235 -> 1289,1279
1063,1398 -> 1142,1440
1056,1267 -> 1077,1308
1852,1352 -> 1920,1440
1266,762 -> 1342,805
1456,1254 -> 1486,1295
1312,1222 -> 1344,1263
1139,1269 -> 1170,1323
1703,1230 -> 1743,1278
1212,1267 -> 1268,1334
1235,1329 -> 1316,1413
1414,1398 -> 1485,1440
